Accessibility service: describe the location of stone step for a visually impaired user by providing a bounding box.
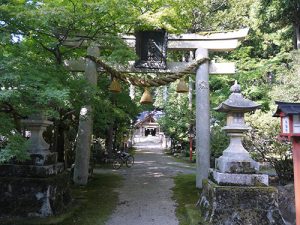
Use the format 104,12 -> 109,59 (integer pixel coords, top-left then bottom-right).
0,163 -> 65,178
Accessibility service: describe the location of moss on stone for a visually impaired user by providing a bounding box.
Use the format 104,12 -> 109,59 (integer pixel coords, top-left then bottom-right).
199,180 -> 285,224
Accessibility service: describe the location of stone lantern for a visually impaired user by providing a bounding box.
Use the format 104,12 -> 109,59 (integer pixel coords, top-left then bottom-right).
214,81 -> 262,180
212,81 -> 269,185
198,81 -> 285,225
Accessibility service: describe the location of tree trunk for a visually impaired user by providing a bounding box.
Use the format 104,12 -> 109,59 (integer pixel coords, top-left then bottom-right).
54,121 -> 65,163
73,45 -> 99,185
105,124 -> 114,158
294,22 -> 300,49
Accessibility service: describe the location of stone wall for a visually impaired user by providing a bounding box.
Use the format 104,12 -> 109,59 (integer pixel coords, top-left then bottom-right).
0,172 -> 71,219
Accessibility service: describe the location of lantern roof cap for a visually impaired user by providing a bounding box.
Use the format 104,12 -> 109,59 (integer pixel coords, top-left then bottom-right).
215,81 -> 260,113
273,101 -> 300,117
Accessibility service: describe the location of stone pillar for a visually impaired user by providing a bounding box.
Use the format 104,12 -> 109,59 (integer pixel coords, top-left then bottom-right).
73,44 -> 99,185
195,48 -> 210,188
188,50 -> 194,111
188,76 -> 193,111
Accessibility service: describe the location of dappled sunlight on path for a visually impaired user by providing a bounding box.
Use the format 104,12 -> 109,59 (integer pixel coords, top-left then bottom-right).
101,136 -> 195,225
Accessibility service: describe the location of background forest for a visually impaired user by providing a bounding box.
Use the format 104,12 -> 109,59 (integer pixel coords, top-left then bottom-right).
0,0 -> 300,183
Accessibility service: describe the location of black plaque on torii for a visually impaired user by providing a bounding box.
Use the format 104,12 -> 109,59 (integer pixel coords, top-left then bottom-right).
134,29 -> 168,70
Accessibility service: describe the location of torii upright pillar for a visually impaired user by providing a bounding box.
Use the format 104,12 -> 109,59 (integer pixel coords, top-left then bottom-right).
73,44 -> 99,185
195,48 -> 210,188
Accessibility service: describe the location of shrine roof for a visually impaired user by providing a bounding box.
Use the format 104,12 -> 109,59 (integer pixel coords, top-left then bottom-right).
135,110 -> 164,127
273,101 -> 300,117
215,81 -> 260,113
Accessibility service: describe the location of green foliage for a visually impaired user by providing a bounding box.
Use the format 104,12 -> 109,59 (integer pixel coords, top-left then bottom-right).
210,124 -> 229,163
0,113 -> 28,163
0,42 -> 72,116
0,133 -> 29,163
244,110 -> 293,183
158,83 -> 191,143
271,50 -> 300,101
93,76 -> 138,143
258,0 -> 300,29
244,110 -> 288,160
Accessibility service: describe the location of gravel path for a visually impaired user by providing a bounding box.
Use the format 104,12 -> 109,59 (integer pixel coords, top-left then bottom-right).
97,136 -> 195,225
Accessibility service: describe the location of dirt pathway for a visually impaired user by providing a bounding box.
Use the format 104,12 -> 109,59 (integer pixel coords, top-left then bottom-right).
98,136 -> 195,225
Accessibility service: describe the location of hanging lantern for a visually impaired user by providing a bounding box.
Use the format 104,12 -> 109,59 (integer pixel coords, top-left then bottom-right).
109,78 -> 121,93
140,88 -> 153,104
176,79 -> 189,93
134,29 -> 168,69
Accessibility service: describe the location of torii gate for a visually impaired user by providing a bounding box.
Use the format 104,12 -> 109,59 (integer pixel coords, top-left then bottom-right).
64,28 -> 248,187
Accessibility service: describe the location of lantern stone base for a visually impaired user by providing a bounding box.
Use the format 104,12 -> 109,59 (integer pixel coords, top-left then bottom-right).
25,152 -> 58,166
0,155 -> 71,220
0,163 -> 65,178
212,170 -> 269,186
198,179 -> 285,225
216,155 -> 259,174
0,171 -> 71,219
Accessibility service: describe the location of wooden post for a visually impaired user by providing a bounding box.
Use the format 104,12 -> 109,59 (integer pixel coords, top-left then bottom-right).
73,44 -> 99,185
189,136 -> 193,162
195,48 -> 210,188
292,137 -> 300,225
189,77 -> 193,162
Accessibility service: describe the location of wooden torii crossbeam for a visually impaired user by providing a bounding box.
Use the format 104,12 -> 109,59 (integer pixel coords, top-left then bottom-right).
65,28 -> 249,188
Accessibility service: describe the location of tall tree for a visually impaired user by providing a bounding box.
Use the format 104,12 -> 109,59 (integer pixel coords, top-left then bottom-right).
0,0 -> 137,181
259,0 -> 300,49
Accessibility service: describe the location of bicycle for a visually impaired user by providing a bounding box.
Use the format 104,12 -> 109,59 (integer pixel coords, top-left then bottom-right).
112,151 -> 134,169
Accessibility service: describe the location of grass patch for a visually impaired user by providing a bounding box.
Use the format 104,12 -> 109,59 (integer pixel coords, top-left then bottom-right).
172,156 -> 196,167
172,174 -> 203,225
6,173 -> 122,225
57,173 -> 122,225
164,149 -> 196,167
94,163 -> 114,169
